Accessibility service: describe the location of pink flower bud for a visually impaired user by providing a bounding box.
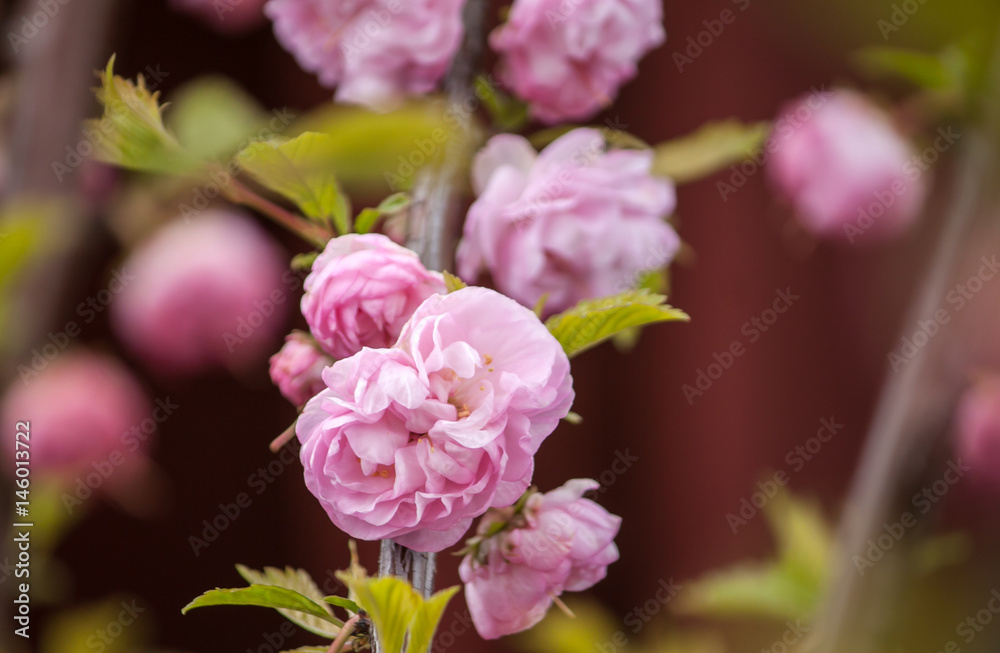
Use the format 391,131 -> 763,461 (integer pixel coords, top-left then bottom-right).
269,332 -> 333,407
301,233 -> 445,360
171,0 -> 268,33
491,0 -> 665,123
1,351 -> 150,477
264,0 -> 465,108
768,90 -> 927,243
457,130 -> 679,316
955,376 -> 1000,489
296,287 -> 574,552
112,211 -> 287,376
459,479 -> 621,639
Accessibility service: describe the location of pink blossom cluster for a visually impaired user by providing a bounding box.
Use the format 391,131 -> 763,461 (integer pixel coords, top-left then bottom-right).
459,479 -> 621,638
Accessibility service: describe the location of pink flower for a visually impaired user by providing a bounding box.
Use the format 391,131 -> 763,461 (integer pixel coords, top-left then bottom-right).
269,332 -> 334,407
296,287 -> 574,551
264,0 -> 465,108
955,376 -> 1000,489
112,210 -> 287,376
459,479 -> 621,639
457,129 -> 679,316
171,0 -> 268,33
1,351 -> 150,476
491,0 -> 665,123
301,233 -> 445,360
768,89 -> 927,243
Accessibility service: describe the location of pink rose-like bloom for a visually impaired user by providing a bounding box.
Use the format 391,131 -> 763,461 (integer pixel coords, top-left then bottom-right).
1,351 -> 150,476
491,0 -> 664,123
457,129 -> 679,316
768,89 -> 927,243
269,332 -> 334,407
955,377 -> 1000,489
171,0 -> 268,33
301,233 -> 445,360
264,0 -> 465,108
296,287 -> 574,551
112,210 -> 287,376
459,479 -> 621,639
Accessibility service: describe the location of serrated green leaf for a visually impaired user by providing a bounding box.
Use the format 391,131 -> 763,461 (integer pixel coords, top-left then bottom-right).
181,585 -> 342,633
443,271 -> 467,293
854,46 -> 967,92
167,76 -> 268,160
545,290 -> 689,358
85,55 -> 199,175
324,596 -> 361,614
337,575 -> 418,653
236,133 -> 352,234
356,192 -> 411,234
652,120 -> 771,184
235,565 -> 343,637
407,585 -> 460,653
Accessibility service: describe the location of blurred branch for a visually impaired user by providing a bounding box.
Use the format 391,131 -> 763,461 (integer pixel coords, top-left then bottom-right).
812,21 -> 1000,653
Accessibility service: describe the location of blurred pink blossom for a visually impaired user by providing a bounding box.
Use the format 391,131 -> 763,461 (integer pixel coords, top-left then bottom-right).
171,0 -> 268,33
955,376 -> 1000,489
264,0 -> 464,108
296,287 -> 574,551
491,0 -> 665,123
112,210 -> 287,376
457,129 -> 678,316
459,479 -> 621,639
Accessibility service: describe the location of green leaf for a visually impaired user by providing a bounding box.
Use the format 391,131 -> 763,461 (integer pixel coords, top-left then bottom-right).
181,585 -> 342,633
854,46 -> 967,92
652,120 -> 771,184
280,648 -> 329,653
235,565 -> 343,637
85,55 -> 199,175
167,76 -> 269,160
443,271 -> 467,293
338,575 -> 419,653
236,132 -> 352,234
291,252 -> 319,272
407,585 -> 460,653
355,192 -> 411,234
323,596 -> 361,614
544,290 -> 689,358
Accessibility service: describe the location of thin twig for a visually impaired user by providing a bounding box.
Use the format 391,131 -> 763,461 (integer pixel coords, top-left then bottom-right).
328,614 -> 361,653
223,176 -> 332,247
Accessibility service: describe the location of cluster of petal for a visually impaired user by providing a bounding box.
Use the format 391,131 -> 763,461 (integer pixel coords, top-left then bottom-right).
457,129 -> 679,316
171,0 -> 268,33
301,233 -> 446,360
459,479 -> 621,639
296,287 -> 574,552
112,211 -> 287,376
955,376 -> 1000,489
269,332 -> 333,407
767,89 -> 927,243
1,351 -> 150,476
491,0 -> 665,123
264,0 -> 465,108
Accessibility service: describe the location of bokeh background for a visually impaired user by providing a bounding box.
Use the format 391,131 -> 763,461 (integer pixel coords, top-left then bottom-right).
3,0 -> 1000,651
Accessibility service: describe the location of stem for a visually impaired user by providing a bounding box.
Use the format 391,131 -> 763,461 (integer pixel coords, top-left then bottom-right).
223,176 -> 332,247
811,24 -> 1000,653
328,614 -> 360,653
